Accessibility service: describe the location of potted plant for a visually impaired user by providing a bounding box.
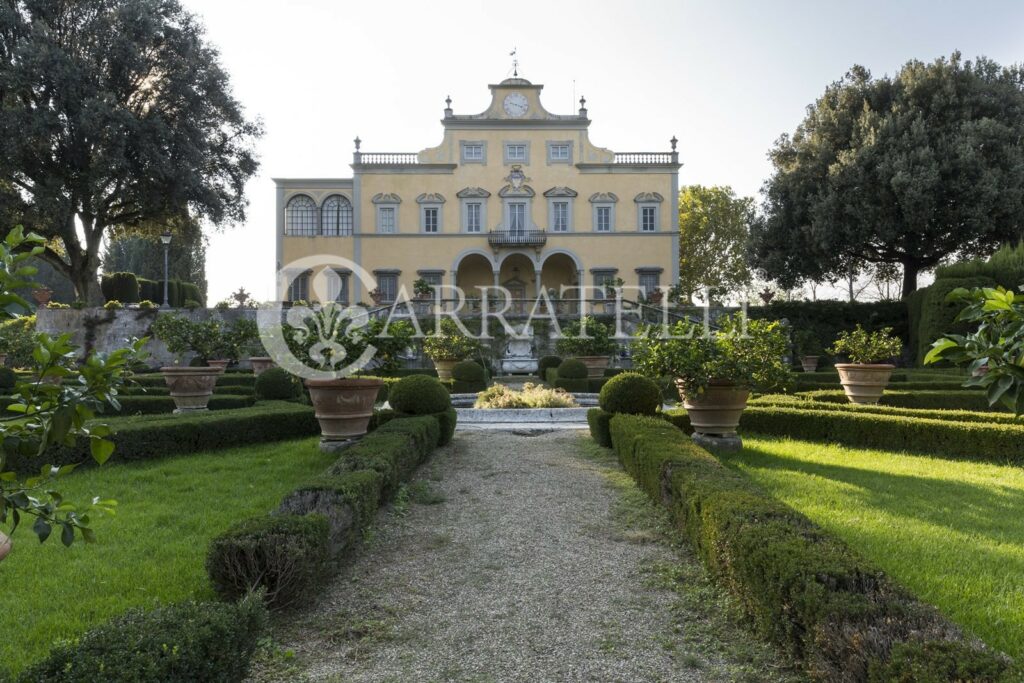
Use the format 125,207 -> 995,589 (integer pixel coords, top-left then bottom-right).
368,287 -> 385,306
602,277 -> 624,314
150,314 -> 224,412
31,286 -> 52,307
793,329 -> 823,373
421,318 -> 480,380
925,286 -> 1024,413
645,287 -> 664,306
631,314 -> 791,444
283,305 -> 415,445
555,316 -> 618,378
830,325 -> 903,404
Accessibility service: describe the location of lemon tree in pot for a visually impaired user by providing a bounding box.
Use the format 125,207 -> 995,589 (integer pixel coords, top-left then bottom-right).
830,325 -> 903,404
151,314 -> 226,412
555,315 -> 618,378
421,318 -> 479,381
281,305 -> 414,447
631,314 -> 791,447
793,329 -> 823,372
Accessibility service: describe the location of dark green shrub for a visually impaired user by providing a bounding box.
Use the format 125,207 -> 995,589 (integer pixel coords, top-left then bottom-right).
587,408 -> 613,447
0,366 -> 16,391
557,358 -> 587,379
599,372 -> 661,415
0,314 -> 37,368
137,277 -> 160,303
912,276 -> 994,364
607,414 -> 1012,681
870,640 -> 1014,682
554,378 -> 589,393
101,271 -> 140,303
388,374 -> 451,414
19,594 -> 267,683
750,394 -> 1024,425
802,389 -> 999,412
748,300 -> 910,350
538,355 -> 562,378
206,514 -> 329,610
277,470 -> 384,556
434,407 -> 457,446
180,281 -> 205,307
452,360 -> 485,382
254,367 -> 300,400
329,416 -> 439,496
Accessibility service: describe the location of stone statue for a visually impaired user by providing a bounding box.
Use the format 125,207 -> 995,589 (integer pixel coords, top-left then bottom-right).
501,324 -> 538,375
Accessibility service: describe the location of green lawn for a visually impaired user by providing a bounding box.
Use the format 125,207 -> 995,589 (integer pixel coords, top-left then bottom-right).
722,437 -> 1024,658
0,437 -> 333,675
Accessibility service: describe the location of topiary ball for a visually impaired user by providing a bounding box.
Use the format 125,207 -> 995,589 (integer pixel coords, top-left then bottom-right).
255,367 -> 300,400
0,367 -> 15,392
388,374 -> 451,415
538,355 -> 562,376
557,358 -> 588,380
451,360 -> 485,383
599,372 -> 661,415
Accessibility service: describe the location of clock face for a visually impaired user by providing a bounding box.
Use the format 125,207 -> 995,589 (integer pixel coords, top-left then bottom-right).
503,93 -> 529,117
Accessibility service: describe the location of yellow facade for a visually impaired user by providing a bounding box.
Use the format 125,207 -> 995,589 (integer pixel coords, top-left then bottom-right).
275,76 -> 679,306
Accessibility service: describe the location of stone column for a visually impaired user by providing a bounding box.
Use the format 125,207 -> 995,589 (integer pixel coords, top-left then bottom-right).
577,269 -> 585,315
534,268 -> 543,298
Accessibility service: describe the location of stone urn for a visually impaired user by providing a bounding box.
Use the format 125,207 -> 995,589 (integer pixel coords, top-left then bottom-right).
800,356 -> 819,373
32,287 -> 52,307
161,366 -> 222,412
678,379 -> 750,438
305,377 -> 384,447
577,355 -> 610,379
206,359 -> 230,371
249,356 -> 276,376
835,364 -> 895,405
0,530 -> 11,563
432,359 -> 458,381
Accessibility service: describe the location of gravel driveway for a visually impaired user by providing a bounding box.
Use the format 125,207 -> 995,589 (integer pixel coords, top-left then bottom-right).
257,429 -> 797,683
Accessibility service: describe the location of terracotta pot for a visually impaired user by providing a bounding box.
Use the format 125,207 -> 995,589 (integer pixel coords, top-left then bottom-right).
305,377 -> 384,442
577,355 -> 611,379
432,359 -> 458,381
161,366 -> 222,412
800,356 -> 819,373
0,530 -> 11,563
835,363 -> 895,405
678,379 -> 750,437
206,359 -> 230,371
32,288 -> 52,306
249,356 -> 276,376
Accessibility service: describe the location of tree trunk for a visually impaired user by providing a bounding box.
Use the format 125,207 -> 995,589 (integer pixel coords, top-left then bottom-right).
901,262 -> 920,298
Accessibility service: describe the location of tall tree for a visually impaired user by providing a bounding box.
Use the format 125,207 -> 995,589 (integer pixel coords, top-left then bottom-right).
750,52 -> 1024,297
676,185 -> 753,304
0,0 -> 262,302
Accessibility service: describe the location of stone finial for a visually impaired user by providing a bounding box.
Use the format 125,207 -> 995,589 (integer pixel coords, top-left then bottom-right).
444,95 -> 453,118
353,136 -> 361,151
670,136 -> 678,151
578,96 -> 587,117
445,95 -> 452,108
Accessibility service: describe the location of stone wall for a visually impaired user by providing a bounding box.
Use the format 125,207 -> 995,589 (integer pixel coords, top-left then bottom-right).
35,307 -> 258,369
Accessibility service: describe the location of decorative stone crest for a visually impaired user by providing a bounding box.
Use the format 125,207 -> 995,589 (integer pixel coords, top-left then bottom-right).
543,186 -> 578,198
371,192 -> 402,204
505,165 -> 530,190
589,192 -> 619,203
634,191 -> 664,203
456,187 -> 492,198
416,192 -> 446,204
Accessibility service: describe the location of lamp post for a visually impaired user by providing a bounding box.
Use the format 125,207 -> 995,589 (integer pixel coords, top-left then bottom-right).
160,231 -> 172,308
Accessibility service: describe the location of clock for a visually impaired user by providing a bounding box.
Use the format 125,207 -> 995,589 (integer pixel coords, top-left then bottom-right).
503,93 -> 529,117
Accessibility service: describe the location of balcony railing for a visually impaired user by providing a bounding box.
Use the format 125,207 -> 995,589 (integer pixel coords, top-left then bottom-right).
355,152 -> 420,164
613,152 -> 675,164
487,228 -> 547,248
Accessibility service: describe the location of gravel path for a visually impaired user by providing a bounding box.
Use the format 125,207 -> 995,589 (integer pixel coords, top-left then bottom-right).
260,429 -> 795,683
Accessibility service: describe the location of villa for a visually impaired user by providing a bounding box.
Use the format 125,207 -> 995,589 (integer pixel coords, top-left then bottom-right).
273,75 -> 681,308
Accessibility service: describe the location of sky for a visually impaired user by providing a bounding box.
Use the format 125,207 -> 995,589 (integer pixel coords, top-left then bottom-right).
178,0 -> 1024,304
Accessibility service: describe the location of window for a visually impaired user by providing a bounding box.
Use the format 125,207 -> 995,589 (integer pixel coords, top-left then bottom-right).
463,143 -> 484,162
552,202 -> 568,232
509,202 -> 526,233
322,195 -> 353,236
285,196 -> 317,236
327,270 -> 350,305
596,206 -> 611,232
505,143 -> 528,163
423,207 -> 439,233
548,143 -> 571,163
638,271 -> 661,296
288,270 -> 311,302
419,271 -> 443,291
466,202 -> 482,233
641,206 -> 657,232
378,207 -> 396,233
376,274 -> 398,302
593,271 -> 617,299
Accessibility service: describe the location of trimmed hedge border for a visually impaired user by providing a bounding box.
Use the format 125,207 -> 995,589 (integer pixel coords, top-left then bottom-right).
750,394 -> 1024,426
795,380 -> 978,392
6,401 -> 320,474
799,389 -> 1006,413
605,414 -> 1014,682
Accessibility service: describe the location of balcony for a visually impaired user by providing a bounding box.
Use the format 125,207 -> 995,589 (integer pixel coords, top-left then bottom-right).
487,229 -> 547,249
355,152 -> 419,164
613,152 -> 676,164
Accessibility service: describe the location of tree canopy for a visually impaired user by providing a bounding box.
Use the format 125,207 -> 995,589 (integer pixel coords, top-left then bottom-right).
676,185 -> 753,304
750,52 -> 1024,297
0,0 -> 262,302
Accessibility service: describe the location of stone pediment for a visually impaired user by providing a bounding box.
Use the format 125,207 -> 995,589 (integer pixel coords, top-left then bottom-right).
371,192 -> 402,204
589,192 -> 619,203
456,187 -> 492,199
543,186 -> 578,198
498,184 -> 536,198
416,192 -> 446,204
634,191 -> 664,203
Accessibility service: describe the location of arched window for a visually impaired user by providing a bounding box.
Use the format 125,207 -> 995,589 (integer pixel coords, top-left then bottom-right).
285,195 -> 317,236
322,195 -> 353,236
